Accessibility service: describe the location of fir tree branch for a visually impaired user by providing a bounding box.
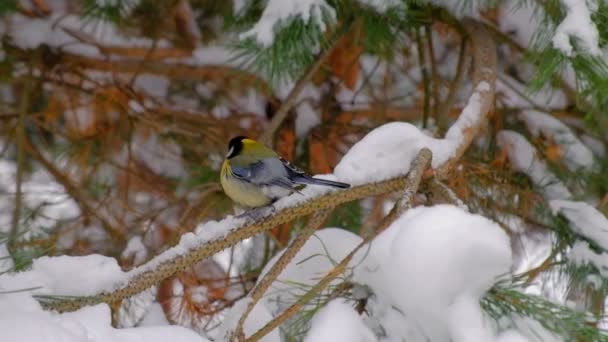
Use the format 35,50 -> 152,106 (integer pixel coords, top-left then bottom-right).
39,174 -> 418,313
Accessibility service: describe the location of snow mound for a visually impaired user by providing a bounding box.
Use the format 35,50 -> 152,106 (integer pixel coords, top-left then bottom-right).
552,0 -> 601,56
334,122 -> 449,185
304,299 -> 376,342
2,254 -> 126,296
0,294 -> 208,342
355,205 -> 513,341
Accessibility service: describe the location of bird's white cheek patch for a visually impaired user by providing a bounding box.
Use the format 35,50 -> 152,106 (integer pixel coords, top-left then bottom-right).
226,146 -> 234,158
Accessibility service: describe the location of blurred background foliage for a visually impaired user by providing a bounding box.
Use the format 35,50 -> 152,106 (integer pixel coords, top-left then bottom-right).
1,0 -> 608,339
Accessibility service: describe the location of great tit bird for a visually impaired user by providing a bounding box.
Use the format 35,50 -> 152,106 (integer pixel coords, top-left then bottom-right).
220,136 -> 350,208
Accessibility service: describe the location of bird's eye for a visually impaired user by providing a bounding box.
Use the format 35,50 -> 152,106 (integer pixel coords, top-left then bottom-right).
226,146 -> 234,158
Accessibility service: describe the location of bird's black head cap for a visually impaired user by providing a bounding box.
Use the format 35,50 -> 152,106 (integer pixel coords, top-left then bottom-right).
226,136 -> 247,159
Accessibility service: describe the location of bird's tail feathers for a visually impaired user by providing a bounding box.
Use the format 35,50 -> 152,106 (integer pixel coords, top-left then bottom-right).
293,175 -> 350,189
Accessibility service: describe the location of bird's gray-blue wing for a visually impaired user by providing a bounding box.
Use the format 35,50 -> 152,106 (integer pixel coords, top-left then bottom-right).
232,158 -> 294,190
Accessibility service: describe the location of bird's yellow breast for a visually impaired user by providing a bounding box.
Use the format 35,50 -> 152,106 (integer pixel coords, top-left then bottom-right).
221,160 -> 273,208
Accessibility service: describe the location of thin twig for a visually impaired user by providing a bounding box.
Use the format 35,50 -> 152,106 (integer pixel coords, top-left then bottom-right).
8,76 -> 32,255
415,28 -> 431,129
425,178 -> 466,208
426,24 -> 440,120
22,137 -> 126,244
436,38 -> 468,132
232,209 -> 331,341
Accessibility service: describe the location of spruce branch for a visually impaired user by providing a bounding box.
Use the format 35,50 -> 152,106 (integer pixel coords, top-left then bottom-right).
39,175 -> 416,313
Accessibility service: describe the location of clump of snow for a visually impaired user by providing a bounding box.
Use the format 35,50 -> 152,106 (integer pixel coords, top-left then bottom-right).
552,0 -> 601,56
121,236 -> 148,267
496,130 -> 572,200
519,110 -> 594,170
1,254 -> 126,296
355,205 -> 512,341
336,81 -> 490,185
0,296 -> 209,342
304,299 -> 376,342
550,200 -> 608,250
334,122 -> 437,185
444,81 -> 490,138
569,240 -> 608,277
240,0 -> 336,47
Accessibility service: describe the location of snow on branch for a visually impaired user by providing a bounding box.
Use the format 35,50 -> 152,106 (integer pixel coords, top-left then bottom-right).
550,200 -> 608,251
496,130 -> 572,200
519,110 -> 594,171
551,200 -> 608,277
239,0 -> 336,47
552,0 -> 601,57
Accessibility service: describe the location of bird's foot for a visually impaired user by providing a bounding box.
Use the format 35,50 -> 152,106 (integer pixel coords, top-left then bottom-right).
237,205 -> 275,221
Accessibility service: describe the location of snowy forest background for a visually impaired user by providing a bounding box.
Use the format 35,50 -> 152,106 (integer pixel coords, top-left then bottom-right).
1,0 -> 608,341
